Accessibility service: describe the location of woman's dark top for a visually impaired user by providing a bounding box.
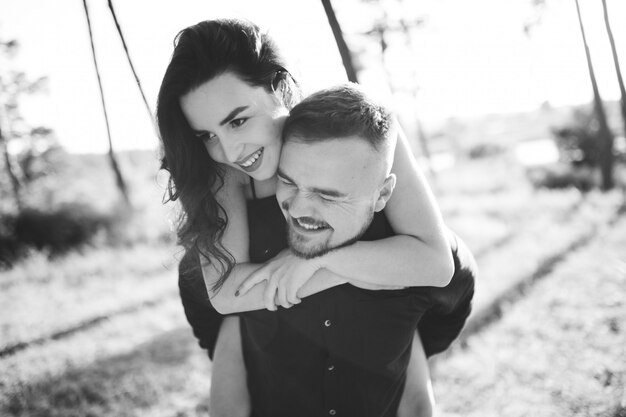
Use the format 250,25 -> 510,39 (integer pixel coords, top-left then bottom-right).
178,195 -> 475,417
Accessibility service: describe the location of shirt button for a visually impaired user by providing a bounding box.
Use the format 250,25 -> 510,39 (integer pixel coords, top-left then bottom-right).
327,364 -> 335,371
329,410 -> 336,415
324,319 -> 332,327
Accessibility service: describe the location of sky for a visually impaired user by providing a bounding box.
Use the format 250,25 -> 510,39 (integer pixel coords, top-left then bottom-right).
1,0 -> 625,153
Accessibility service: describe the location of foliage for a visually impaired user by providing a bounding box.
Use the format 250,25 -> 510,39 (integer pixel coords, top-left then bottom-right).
0,38 -> 59,212
551,108 -> 605,167
466,142 -> 507,159
14,204 -> 111,252
526,164 -> 597,192
0,203 -> 114,267
536,106 -> 626,191
0,35 -> 167,261
0,149 -> 176,267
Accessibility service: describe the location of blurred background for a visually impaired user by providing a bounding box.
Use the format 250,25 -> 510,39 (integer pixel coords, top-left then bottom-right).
1,0 -> 625,416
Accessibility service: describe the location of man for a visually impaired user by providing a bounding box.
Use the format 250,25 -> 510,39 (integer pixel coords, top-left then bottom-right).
179,84 -> 476,417
237,84 -> 474,417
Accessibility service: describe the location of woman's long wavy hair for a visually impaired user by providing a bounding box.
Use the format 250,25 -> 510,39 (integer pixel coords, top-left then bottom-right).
156,19 -> 300,293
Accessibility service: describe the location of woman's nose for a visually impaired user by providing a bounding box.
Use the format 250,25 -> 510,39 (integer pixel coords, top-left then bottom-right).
220,139 -> 244,164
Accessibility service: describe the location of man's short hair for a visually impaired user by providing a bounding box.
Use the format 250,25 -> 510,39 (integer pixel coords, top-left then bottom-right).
282,83 -> 395,151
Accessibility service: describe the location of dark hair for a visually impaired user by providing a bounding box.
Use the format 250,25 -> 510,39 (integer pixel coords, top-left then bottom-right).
156,19 -> 300,293
282,83 -> 394,151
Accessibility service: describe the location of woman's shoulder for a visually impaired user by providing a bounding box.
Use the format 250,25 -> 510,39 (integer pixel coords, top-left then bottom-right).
215,166 -> 278,202
222,166 -> 250,188
250,176 -> 278,199
213,166 -> 250,200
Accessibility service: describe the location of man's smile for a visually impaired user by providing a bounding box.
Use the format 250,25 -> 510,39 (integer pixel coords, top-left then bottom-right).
290,216 -> 331,234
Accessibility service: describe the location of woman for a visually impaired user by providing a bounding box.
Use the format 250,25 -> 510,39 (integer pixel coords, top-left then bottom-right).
158,18 -> 465,417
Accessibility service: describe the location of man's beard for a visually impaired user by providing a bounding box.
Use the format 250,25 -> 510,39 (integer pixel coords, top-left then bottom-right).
287,211 -> 374,259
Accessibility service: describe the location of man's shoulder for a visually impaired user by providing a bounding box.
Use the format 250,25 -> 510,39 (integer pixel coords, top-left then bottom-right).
360,210 -> 394,241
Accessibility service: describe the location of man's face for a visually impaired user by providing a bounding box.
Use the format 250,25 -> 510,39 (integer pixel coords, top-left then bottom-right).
276,137 -> 390,259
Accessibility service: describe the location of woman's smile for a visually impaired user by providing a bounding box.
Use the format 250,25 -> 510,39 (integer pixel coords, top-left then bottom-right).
236,147 -> 264,171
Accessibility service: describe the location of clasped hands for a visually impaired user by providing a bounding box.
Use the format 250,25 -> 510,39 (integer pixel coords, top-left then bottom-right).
235,249 -> 405,311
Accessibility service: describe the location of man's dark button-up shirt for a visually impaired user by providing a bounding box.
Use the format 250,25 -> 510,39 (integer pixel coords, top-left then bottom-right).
178,196 -> 475,417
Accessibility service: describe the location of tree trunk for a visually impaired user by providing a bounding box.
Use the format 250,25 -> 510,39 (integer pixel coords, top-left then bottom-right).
575,0 -> 614,190
320,0 -> 359,83
602,0 -> 626,139
108,0 -> 155,125
0,126 -> 22,211
82,0 -> 131,206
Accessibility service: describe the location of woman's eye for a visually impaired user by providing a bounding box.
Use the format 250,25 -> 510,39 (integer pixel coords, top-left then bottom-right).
195,132 -> 217,143
278,177 -> 293,186
230,118 -> 247,128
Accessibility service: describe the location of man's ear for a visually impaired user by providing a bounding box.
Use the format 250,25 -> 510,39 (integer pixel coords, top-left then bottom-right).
374,173 -> 396,212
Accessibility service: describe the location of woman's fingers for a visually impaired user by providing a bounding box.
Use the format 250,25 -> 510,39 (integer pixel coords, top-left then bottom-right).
277,281 -> 292,309
274,265 -> 293,308
236,267 -> 268,296
287,283 -> 301,305
263,277 -> 279,311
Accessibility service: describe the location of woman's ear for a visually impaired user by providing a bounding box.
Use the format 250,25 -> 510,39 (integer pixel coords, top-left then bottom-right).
272,71 -> 300,109
374,173 -> 396,212
273,78 -> 291,108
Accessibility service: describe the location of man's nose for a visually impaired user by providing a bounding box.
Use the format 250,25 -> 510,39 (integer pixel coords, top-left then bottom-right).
284,191 -> 315,219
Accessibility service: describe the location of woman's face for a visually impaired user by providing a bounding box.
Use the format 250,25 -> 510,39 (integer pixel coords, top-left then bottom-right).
180,72 -> 288,181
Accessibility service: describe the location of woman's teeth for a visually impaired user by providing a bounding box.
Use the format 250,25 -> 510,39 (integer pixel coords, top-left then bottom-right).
240,148 -> 263,168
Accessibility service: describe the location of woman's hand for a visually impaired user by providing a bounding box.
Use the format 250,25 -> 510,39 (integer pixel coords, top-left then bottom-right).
236,249 -> 322,310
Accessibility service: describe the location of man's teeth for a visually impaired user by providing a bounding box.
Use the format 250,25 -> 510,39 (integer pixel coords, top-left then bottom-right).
240,149 -> 263,167
297,218 -> 323,230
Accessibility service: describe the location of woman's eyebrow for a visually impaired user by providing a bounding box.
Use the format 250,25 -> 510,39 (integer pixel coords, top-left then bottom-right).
219,106 -> 249,126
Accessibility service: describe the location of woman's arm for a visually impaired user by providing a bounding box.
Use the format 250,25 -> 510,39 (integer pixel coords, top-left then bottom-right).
202,167 -> 345,314
237,128 -> 453,308
313,127 -> 453,288
210,126 -> 453,311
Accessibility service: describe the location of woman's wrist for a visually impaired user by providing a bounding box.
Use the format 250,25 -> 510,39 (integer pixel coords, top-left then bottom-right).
313,242 -> 362,278
305,255 -> 325,274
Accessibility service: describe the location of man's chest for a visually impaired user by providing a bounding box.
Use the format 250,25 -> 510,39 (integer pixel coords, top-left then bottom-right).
241,285 -> 430,371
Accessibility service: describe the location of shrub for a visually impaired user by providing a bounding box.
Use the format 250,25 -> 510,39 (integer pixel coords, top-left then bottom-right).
551,107 -> 625,167
551,109 -> 599,167
0,234 -> 23,268
12,203 -> 112,255
467,143 -> 506,159
526,164 -> 596,192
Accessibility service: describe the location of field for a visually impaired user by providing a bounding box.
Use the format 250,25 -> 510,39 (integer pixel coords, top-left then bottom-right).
1,106 -> 626,416
433,213 -> 626,417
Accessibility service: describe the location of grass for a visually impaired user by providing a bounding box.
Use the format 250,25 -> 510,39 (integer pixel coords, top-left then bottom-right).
0,149 -> 181,351
431,216 -> 626,417
467,189 -> 623,311
0,243 -> 180,352
1,300 -> 212,417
